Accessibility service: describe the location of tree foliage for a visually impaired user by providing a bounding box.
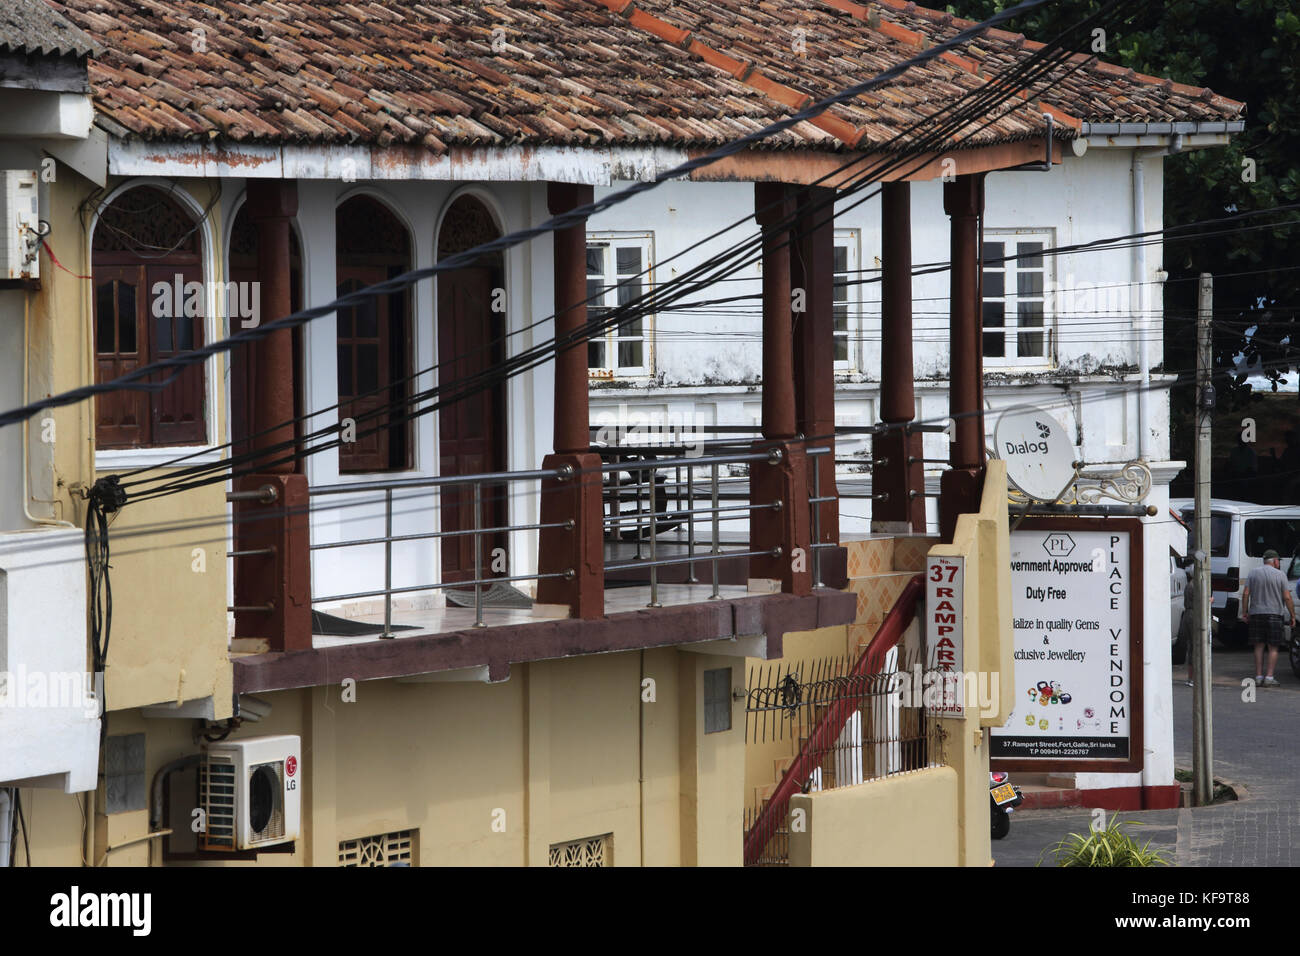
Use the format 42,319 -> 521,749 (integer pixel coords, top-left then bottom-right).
947,0 -> 1300,488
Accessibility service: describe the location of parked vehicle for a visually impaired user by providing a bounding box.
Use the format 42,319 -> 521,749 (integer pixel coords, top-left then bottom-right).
1174,499 -> 1300,646
990,771 -> 1023,840
1169,508 -> 1191,664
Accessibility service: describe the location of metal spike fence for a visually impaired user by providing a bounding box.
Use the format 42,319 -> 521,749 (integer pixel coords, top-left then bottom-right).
742,653 -> 942,865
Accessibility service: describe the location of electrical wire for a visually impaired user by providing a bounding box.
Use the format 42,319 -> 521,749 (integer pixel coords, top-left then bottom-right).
0,0 -> 1073,441
121,8 -> 1120,501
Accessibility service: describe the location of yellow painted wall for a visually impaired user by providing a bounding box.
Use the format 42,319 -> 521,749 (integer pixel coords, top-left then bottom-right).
93,483 -> 232,715
25,646 -> 748,867
28,170 -> 232,718
788,766 -> 959,866
927,459 -> 1014,867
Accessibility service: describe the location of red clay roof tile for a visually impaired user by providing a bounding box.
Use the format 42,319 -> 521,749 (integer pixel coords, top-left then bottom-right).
47,0 -> 1244,155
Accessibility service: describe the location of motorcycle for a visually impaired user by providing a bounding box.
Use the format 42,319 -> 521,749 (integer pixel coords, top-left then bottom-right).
990,771 -> 1023,840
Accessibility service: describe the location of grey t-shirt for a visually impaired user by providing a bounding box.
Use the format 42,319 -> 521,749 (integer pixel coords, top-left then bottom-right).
1245,563 -> 1290,616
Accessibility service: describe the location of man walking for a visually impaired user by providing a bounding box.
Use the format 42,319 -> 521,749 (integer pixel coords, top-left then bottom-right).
1242,549 -> 1295,687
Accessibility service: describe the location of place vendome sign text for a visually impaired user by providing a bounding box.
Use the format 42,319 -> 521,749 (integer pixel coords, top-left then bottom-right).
991,518 -> 1145,773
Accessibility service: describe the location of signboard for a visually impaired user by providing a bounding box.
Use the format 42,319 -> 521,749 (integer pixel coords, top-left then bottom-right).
995,407 -> 1076,502
925,555 -> 965,718
990,518 -> 1144,772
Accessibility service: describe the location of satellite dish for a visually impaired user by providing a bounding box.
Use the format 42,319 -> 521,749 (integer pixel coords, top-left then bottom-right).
994,407 -> 1076,502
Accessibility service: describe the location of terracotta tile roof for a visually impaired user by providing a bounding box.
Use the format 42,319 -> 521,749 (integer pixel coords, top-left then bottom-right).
47,0 -> 1244,153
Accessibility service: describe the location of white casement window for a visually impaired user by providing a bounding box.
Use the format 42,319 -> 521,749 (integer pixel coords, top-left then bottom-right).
981,231 -> 1053,365
833,229 -> 860,370
587,234 -> 653,379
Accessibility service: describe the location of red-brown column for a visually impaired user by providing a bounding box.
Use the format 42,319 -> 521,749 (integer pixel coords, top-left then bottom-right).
247,180 -> 298,472
792,185 -> 839,546
873,181 -> 926,532
939,173 -> 987,541
237,179 -> 310,651
751,183 -> 810,594
537,182 -> 603,617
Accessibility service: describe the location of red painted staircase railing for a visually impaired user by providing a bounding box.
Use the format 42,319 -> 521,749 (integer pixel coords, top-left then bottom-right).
742,573 -> 924,866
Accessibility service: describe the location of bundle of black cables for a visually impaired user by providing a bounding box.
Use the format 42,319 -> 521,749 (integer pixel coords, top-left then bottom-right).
85,475 -> 126,736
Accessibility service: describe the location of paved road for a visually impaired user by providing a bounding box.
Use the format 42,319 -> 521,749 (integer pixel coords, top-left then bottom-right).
994,646 -> 1300,867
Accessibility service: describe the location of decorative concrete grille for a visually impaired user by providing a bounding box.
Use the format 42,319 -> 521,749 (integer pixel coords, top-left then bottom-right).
338,829 -> 415,867
548,834 -> 612,867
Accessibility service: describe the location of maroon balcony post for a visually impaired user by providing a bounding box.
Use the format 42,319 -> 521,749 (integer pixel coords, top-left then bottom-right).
939,173 -> 987,541
537,182 -> 604,618
236,179 -> 311,651
792,185 -> 839,546
873,180 -> 926,532
751,183 -> 811,595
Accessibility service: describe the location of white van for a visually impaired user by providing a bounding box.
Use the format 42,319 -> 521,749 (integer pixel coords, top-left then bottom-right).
1173,498 -> 1300,644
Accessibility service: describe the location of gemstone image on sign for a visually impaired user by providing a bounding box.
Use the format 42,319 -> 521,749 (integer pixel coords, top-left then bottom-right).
994,406 -> 1075,502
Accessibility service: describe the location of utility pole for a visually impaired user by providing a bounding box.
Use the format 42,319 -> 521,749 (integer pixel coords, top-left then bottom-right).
1192,272 -> 1214,807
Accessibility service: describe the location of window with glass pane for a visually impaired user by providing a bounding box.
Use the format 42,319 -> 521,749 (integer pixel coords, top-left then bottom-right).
833,230 -> 859,369
92,185 -> 207,448
587,235 -> 652,377
981,232 -> 1051,362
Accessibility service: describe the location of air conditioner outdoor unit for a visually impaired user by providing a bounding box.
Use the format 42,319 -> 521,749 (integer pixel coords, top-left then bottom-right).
199,734 -> 301,852
0,170 -> 40,280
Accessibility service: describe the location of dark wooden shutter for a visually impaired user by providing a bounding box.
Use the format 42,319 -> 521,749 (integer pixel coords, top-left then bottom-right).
337,268 -> 392,473
92,265 -> 150,448
147,264 -> 207,445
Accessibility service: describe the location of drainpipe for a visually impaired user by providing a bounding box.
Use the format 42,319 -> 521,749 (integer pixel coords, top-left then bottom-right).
1133,139 -> 1184,462
1133,149 -> 1150,461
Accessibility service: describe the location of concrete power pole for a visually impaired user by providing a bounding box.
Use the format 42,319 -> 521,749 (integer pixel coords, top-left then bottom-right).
1192,272 -> 1214,807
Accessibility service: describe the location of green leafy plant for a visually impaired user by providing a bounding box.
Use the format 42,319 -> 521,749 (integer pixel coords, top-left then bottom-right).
1041,814 -> 1172,867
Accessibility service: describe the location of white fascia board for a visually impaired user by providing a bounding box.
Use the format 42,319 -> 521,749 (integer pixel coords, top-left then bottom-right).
0,89 -> 94,140
108,139 -> 692,185
1083,132 -> 1232,150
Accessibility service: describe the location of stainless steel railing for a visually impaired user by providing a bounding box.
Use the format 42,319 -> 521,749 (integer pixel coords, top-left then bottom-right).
307,467 -> 572,636
599,446 -> 836,606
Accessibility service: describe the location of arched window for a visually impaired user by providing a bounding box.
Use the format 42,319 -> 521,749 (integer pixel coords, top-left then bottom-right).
92,185 -> 206,448
335,196 -> 412,473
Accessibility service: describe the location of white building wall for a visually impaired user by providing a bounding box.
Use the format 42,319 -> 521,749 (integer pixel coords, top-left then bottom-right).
225,178 -> 553,613
588,146 -> 1180,797
0,528 -> 100,792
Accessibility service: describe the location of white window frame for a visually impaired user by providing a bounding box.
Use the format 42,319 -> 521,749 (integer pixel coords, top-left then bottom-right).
586,232 -> 654,380
833,228 -> 861,372
981,229 -> 1054,367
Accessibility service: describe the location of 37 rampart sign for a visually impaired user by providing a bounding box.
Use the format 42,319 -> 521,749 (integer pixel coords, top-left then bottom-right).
925,555 -> 965,718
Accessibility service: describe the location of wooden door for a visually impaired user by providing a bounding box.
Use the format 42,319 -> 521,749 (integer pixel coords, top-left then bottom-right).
337,266 -> 392,472
437,267 -> 505,583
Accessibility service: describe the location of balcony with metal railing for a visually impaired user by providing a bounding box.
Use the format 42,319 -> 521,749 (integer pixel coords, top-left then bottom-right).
228,439 -> 857,695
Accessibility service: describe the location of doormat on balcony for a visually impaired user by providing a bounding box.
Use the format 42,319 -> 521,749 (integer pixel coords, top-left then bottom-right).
311,610 -> 419,636
445,582 -> 535,609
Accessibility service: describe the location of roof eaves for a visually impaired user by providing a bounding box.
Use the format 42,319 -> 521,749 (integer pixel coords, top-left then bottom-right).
1081,120 -> 1246,136
862,0 -> 1246,116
